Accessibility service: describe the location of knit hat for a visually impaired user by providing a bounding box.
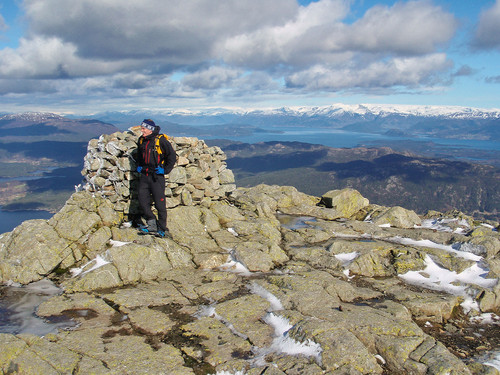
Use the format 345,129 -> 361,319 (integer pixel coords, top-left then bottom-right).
141,119 -> 156,131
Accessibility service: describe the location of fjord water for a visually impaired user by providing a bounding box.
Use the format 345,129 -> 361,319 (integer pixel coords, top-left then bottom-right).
205,126 -> 500,154
0,209 -> 53,234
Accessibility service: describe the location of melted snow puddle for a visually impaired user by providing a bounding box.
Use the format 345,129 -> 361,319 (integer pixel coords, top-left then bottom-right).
0,279 -> 77,335
278,215 -> 317,230
0,241 -> 129,336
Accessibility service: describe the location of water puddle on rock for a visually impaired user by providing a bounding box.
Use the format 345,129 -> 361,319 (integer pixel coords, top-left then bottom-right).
0,279 -> 77,335
278,214 -> 317,230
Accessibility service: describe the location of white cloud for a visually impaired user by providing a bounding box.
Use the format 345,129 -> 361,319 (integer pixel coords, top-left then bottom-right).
23,0 -> 298,62
0,36 -> 129,78
344,1 -> 457,54
220,0 -> 456,68
0,0 -> 463,108
473,0 -> 500,50
219,0 -> 351,68
286,53 -> 451,90
182,66 -> 242,90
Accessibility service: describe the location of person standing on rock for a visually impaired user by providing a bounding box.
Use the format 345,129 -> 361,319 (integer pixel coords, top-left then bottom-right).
136,119 -> 176,238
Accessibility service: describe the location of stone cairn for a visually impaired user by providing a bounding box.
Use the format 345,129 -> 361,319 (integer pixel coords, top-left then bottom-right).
81,127 -> 236,219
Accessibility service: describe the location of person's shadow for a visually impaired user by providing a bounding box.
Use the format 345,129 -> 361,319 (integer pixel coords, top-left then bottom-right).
126,147 -> 144,228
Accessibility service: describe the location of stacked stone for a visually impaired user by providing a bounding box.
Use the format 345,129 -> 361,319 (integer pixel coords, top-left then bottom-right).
81,128 -> 236,217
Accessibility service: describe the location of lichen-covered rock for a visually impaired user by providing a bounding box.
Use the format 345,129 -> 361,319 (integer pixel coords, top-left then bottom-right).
107,243 -> 172,284
215,294 -> 273,347
372,206 -> 422,228
124,307 -> 177,335
0,220 -> 72,284
182,317 -> 253,367
36,292 -> 117,318
234,241 -> 275,272
0,333 -> 80,375
320,188 -> 369,218
61,263 -> 122,292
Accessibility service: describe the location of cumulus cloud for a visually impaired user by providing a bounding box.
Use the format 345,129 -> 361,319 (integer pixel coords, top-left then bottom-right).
286,53 -> 451,90
23,0 -> 297,61
219,0 -> 351,68
0,0 -> 462,107
343,1 -> 457,55
220,0 -> 456,68
473,0 -> 500,50
182,66 -> 243,90
0,36 -> 131,78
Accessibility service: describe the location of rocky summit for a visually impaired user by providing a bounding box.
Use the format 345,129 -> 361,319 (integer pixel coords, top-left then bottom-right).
0,130 -> 499,375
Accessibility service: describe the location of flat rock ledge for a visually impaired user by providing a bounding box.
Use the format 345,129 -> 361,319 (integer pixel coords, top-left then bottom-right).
1,181 -> 499,373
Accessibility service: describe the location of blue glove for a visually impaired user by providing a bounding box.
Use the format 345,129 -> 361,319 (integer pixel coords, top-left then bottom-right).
136,166 -> 142,173
155,166 -> 164,175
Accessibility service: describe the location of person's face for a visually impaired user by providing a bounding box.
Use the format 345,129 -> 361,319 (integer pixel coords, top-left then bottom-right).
141,126 -> 153,136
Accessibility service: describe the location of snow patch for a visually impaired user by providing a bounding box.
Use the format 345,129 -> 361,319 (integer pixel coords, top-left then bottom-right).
218,254 -> 252,276
399,255 -> 497,312
484,351 -> 500,370
470,313 -> 500,325
335,252 -> 359,266
252,312 -> 322,366
248,282 -> 283,311
388,236 -> 481,261
70,252 -> 111,277
109,240 -> 129,247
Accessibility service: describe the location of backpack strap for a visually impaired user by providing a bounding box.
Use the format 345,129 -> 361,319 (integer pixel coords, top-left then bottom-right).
153,134 -> 169,165
155,134 -> 163,155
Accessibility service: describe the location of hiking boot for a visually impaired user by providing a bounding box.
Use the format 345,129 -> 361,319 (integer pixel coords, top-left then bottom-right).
155,229 -> 171,238
146,219 -> 158,233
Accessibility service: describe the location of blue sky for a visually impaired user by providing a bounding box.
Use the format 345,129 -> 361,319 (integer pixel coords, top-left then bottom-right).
0,0 -> 499,114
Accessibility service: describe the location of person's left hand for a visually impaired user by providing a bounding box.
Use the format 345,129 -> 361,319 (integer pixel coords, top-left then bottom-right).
155,166 -> 164,175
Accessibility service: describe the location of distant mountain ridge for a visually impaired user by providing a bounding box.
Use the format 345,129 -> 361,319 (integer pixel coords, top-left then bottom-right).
211,140 -> 499,221
0,112 -> 119,141
85,104 -> 500,142
92,103 -> 500,119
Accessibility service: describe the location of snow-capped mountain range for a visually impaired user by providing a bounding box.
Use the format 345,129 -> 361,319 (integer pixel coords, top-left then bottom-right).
210,103 -> 500,119
94,103 -> 500,121
3,103 -> 499,142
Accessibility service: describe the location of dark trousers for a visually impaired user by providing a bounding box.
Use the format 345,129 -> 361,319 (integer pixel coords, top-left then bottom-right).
138,173 -> 167,231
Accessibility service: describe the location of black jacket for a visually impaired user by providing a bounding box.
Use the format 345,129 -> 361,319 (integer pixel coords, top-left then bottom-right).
137,130 -> 176,175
